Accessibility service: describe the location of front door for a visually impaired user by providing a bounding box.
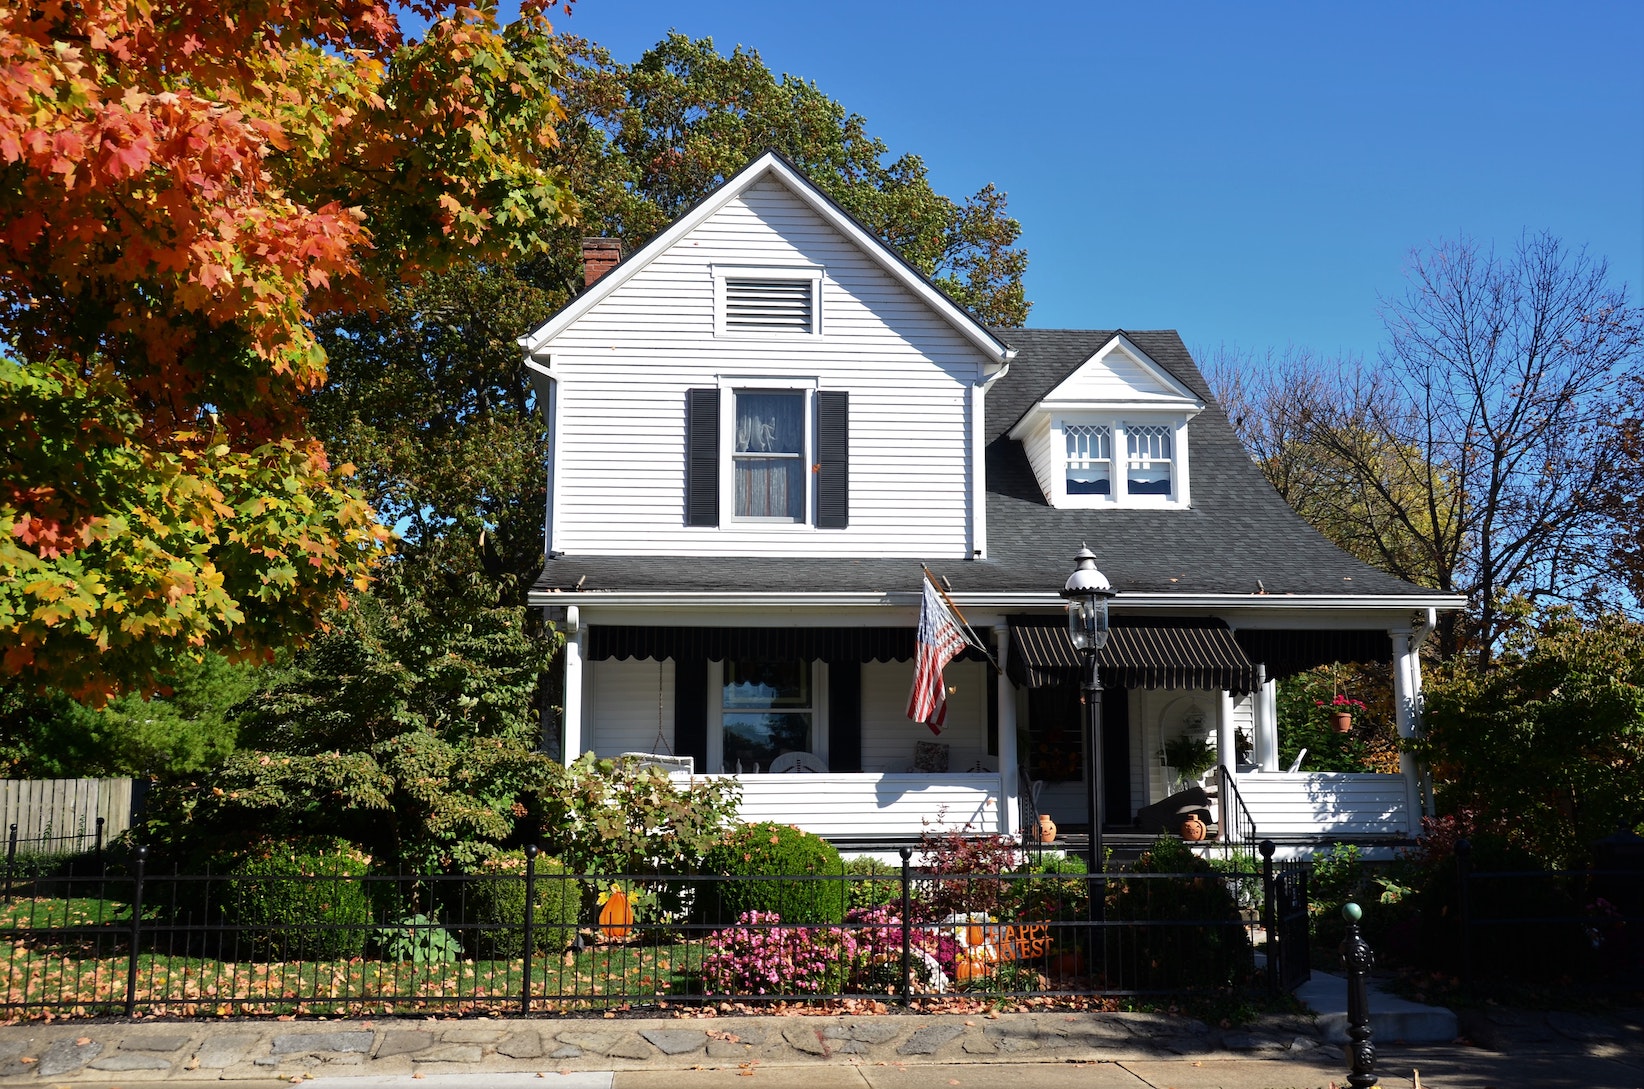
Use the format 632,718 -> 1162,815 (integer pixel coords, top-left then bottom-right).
1024,684 -> 1131,829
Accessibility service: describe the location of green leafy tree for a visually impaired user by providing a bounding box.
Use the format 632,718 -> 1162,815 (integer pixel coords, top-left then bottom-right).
1419,610 -> 1644,867
0,653 -> 253,778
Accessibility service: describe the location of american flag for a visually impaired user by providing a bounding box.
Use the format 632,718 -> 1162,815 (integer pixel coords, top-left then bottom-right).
907,574 -> 971,734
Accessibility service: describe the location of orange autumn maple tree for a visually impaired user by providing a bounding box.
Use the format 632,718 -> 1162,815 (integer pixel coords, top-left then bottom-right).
0,0 -> 574,701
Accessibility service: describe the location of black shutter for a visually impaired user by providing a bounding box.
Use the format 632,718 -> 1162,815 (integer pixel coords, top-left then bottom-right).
827,661 -> 861,773
816,390 -> 848,528
685,389 -> 720,527
674,656 -> 709,771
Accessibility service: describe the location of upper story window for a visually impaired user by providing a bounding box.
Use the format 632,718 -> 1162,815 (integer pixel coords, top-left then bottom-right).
685,383 -> 849,529
1125,422 -> 1174,496
1065,423 -> 1112,496
733,390 -> 805,521
714,265 -> 823,337
1050,415 -> 1189,508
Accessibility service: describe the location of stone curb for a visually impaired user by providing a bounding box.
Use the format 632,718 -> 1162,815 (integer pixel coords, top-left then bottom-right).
0,1012 -> 1327,1081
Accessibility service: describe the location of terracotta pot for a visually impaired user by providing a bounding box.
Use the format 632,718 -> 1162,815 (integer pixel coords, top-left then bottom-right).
1180,813 -> 1206,842
1332,711 -> 1353,733
1035,814 -> 1058,842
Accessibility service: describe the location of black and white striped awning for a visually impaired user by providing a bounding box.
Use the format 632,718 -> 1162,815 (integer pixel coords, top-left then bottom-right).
1006,616 -> 1258,694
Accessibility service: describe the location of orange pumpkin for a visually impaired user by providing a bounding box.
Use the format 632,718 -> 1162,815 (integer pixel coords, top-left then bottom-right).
598,889 -> 635,940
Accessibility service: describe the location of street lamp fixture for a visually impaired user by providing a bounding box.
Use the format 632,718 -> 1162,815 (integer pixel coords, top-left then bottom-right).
1061,545 -> 1116,929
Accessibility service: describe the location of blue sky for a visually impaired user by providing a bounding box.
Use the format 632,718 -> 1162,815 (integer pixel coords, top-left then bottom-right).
554,1 -> 1644,365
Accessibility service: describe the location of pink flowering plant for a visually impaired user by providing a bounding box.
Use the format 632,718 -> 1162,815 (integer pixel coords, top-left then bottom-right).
1316,694 -> 1369,717
700,911 -> 856,995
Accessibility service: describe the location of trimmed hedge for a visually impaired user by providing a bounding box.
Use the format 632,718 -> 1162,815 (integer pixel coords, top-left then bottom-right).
459,850 -> 581,958
695,822 -> 846,926
214,836 -> 374,960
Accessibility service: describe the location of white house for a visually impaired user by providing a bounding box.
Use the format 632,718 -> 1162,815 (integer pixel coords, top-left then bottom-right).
519,152 -> 1464,849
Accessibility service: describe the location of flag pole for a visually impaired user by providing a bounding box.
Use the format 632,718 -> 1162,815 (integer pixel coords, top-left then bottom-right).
921,565 -> 1003,675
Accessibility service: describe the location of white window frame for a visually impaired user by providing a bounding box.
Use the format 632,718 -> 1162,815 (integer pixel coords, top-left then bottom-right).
713,264 -> 824,338
1050,413 -> 1191,508
717,377 -> 819,527
707,659 -> 830,774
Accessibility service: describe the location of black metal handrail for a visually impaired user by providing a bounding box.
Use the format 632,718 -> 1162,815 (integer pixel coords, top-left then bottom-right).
1215,765 -> 1257,846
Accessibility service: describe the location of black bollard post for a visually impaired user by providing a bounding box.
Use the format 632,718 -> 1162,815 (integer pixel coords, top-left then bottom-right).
1340,901 -> 1377,1088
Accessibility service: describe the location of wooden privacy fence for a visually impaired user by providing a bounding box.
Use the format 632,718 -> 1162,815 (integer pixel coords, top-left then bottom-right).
0,779 -> 135,853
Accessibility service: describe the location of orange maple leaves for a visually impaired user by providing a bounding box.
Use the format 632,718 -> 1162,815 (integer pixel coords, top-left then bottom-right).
0,0 -> 570,699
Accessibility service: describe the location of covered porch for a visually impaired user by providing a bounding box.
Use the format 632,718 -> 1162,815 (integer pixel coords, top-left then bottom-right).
554,605 -> 1437,849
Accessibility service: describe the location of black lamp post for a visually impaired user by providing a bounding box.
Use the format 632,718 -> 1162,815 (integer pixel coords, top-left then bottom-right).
1061,546 -> 1115,921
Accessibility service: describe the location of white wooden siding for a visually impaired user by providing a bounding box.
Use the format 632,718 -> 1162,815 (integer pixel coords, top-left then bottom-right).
1233,773 -> 1415,838
861,660 -> 989,772
1022,416 -> 1056,507
585,657 -> 676,759
548,178 -> 988,557
682,773 -> 1003,837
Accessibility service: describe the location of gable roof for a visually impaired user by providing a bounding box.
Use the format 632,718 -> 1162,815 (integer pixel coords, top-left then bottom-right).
517,150 -> 1016,367
1007,331 -> 1203,441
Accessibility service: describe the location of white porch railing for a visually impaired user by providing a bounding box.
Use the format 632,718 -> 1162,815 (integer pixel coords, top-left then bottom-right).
1231,772 -> 1415,838
672,772 -> 1005,838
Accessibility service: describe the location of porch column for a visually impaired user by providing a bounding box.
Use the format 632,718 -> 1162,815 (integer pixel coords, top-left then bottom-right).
1253,664 -> 1280,772
563,617 -> 586,765
1218,691 -> 1237,777
1389,626 -> 1424,819
995,623 -> 1021,837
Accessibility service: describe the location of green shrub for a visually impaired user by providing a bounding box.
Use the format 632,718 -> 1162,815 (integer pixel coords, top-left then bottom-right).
843,856 -> 902,911
215,836 -> 374,960
695,822 -> 845,926
1009,851 -> 1088,923
1108,835 -> 1251,991
460,850 -> 581,958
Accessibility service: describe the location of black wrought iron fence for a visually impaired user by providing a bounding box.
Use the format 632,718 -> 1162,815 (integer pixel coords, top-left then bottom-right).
1453,838 -> 1644,990
0,845 -> 1305,1015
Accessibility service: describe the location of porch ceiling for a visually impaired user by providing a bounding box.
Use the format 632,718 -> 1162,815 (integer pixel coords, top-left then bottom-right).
1006,616 -> 1258,694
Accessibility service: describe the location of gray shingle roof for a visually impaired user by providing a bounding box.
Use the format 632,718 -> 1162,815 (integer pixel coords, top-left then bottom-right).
529,329 -> 1435,601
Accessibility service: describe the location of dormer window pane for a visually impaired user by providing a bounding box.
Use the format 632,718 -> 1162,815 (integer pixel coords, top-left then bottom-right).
1126,423 -> 1173,495
734,390 -> 804,520
1065,423 -> 1112,495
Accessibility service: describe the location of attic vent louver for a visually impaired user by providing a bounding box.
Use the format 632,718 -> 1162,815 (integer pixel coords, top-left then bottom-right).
725,278 -> 814,333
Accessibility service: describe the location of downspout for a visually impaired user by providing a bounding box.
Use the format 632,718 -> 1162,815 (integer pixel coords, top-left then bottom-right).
970,361 -> 1009,560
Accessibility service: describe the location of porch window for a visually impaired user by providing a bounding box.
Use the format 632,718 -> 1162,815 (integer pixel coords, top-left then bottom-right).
722,659 -> 813,772
733,390 -> 805,521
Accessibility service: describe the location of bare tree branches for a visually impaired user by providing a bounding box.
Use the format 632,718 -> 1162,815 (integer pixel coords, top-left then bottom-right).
1211,232 -> 1643,665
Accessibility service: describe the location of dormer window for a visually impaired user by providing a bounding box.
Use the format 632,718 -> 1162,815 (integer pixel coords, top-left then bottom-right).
1125,422 -> 1174,496
1065,424 -> 1112,496
1005,333 -> 1204,512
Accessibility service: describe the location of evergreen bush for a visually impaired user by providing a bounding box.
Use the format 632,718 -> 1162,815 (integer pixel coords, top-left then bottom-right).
215,836 -> 374,960
695,822 -> 846,926
1108,835 -> 1251,990
458,849 -> 581,958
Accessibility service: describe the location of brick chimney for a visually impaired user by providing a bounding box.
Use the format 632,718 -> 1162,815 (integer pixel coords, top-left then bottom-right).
581,238 -> 622,288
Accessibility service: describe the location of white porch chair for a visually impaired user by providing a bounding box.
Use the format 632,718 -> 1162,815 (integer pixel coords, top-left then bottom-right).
769,751 -> 827,773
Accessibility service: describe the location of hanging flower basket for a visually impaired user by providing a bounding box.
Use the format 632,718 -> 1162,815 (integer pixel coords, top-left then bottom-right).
1317,695 -> 1368,735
